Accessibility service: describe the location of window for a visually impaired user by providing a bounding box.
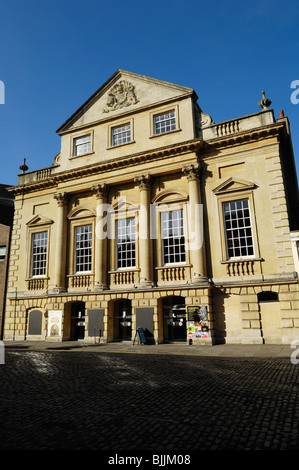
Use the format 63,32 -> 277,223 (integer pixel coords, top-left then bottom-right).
116,218 -> 136,269
73,135 -> 91,156
111,123 -> 131,146
31,232 -> 48,277
223,199 -> 254,258
0,246 -> 6,261
161,210 -> 186,264
75,225 -> 92,272
154,110 -> 176,135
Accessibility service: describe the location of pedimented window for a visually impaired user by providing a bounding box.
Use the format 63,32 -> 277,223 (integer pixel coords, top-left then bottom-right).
27,215 -> 54,227
213,177 -> 256,195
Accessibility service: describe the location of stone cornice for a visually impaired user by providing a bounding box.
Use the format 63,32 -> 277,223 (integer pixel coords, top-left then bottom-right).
10,139 -> 204,196
9,122 -> 287,197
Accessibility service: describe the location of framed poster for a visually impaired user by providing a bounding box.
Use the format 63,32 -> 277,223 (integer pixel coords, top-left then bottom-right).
48,310 -> 62,337
187,306 -> 209,338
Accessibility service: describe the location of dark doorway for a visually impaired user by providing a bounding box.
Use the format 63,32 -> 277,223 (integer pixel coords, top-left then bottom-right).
71,302 -> 86,340
163,296 -> 186,343
114,299 -> 132,341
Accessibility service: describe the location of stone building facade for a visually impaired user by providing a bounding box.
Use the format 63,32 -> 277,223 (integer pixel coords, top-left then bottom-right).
3,70 -> 299,345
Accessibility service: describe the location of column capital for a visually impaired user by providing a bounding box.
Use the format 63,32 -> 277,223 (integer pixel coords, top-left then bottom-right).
92,183 -> 109,199
54,192 -> 68,206
134,174 -> 152,190
182,163 -> 201,181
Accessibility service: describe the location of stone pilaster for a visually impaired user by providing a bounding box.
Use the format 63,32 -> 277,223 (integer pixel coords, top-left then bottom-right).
92,183 -> 109,290
182,163 -> 207,283
135,174 -> 153,287
53,192 -> 68,292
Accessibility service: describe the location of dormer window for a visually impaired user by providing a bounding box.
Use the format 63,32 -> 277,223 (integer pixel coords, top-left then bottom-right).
73,135 -> 91,156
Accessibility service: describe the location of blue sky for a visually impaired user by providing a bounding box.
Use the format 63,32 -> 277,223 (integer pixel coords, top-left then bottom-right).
0,0 -> 299,186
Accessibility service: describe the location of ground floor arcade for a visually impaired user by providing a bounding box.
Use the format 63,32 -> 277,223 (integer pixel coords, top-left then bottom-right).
3,282 -> 299,345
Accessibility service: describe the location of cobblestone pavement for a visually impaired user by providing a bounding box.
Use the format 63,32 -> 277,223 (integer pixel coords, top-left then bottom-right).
1,348 -> 299,452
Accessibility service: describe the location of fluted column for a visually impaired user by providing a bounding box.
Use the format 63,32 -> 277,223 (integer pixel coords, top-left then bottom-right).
92,183 -> 109,290
135,174 -> 153,287
182,163 -> 207,283
53,192 -> 68,292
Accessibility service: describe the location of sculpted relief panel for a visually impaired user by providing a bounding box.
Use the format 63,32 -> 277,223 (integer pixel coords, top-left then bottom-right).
103,80 -> 139,113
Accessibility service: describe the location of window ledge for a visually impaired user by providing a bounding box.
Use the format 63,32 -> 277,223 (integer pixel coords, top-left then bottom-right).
68,272 -> 93,276
26,276 -> 49,281
220,258 -> 263,264
156,264 -> 191,269
149,128 -> 181,139
109,268 -> 140,273
107,141 -> 135,150
69,152 -> 95,160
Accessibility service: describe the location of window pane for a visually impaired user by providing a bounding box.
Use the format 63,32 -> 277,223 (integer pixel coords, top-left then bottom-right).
154,110 -> 176,135
112,123 -> 131,146
223,200 -> 254,259
73,135 -> 91,156
116,218 -> 135,269
0,246 -> 6,261
31,232 -> 47,276
161,210 -> 185,264
75,225 -> 92,272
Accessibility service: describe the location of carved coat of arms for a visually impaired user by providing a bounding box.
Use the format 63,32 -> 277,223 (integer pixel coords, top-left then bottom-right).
104,80 -> 138,112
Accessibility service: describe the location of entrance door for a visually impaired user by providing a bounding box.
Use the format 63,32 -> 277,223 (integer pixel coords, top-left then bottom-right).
71,302 -> 86,340
114,299 -> 132,341
163,296 -> 186,343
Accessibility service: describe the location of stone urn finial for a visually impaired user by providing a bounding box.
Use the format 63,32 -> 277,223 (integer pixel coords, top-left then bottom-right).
259,90 -> 272,110
19,158 -> 29,173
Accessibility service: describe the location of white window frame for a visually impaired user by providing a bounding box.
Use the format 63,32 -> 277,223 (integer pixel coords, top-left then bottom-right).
111,123 -> 131,147
72,133 -> 92,157
161,209 -> 186,265
154,110 -> 176,135
31,231 -> 48,277
116,218 -> 136,269
149,105 -> 180,138
74,224 -> 93,273
0,245 -> 6,261
108,118 -> 134,149
223,199 -> 255,260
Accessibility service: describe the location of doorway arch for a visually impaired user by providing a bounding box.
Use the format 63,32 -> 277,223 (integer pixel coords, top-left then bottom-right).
70,302 -> 86,340
113,299 -> 132,342
162,296 -> 186,343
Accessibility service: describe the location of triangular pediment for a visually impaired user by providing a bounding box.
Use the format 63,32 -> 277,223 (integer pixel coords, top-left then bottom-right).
56,70 -> 196,133
27,215 -> 54,226
213,177 -> 256,195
